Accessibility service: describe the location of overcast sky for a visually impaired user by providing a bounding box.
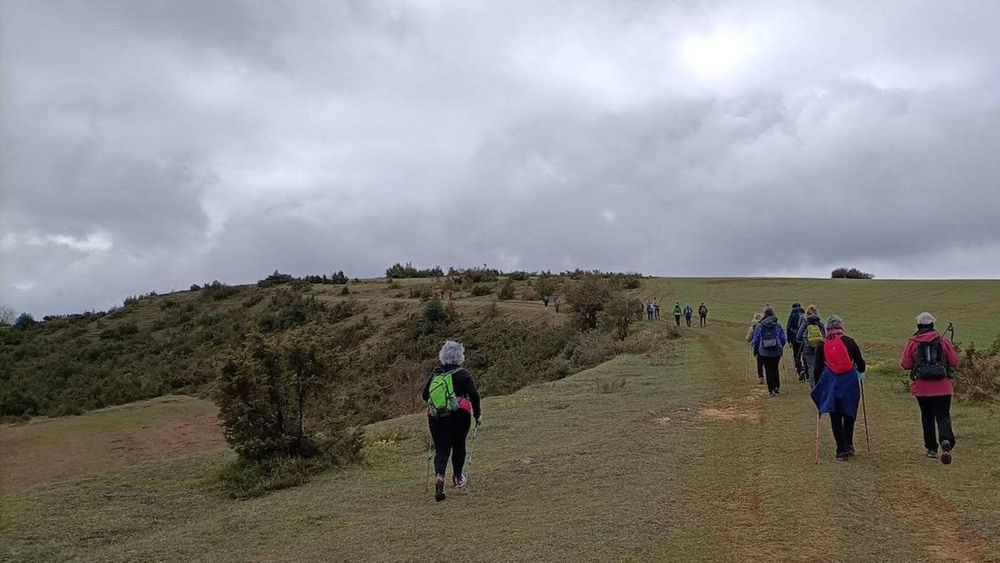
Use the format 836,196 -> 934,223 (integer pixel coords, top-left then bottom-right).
2,1 -> 999,316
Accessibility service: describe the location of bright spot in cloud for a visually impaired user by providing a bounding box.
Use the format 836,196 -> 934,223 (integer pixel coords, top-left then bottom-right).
680,33 -> 749,77
602,210 -> 616,222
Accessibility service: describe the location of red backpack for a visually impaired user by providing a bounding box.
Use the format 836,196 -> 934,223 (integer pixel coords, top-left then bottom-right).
823,337 -> 854,375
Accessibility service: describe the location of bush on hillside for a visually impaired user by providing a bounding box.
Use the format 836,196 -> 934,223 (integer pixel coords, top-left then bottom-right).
202,281 -> 240,300
386,262 -> 444,279
566,277 -> 613,330
0,305 -> 17,326
498,279 -> 516,300
534,276 -> 560,300
506,271 -> 531,281
831,267 -> 874,279
954,334 -> 1000,404
471,284 -> 493,297
216,331 -> 364,497
14,313 -> 36,330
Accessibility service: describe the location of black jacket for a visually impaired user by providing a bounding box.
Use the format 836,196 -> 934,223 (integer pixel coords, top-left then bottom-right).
422,364 -> 481,419
813,335 -> 866,381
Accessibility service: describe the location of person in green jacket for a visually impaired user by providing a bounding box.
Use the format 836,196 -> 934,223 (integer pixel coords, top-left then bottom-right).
672,302 -> 683,326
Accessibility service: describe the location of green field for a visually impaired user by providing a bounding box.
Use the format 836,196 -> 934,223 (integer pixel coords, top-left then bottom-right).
3,278 -> 999,561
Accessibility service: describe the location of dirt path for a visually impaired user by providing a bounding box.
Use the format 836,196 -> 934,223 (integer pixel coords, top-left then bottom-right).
691,323 -> 999,561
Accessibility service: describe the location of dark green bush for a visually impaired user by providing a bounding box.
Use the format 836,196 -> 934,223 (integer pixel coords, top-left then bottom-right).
499,279 -> 516,300
471,284 -> 493,297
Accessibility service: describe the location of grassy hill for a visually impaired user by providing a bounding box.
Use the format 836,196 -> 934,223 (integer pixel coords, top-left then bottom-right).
2,277 -> 999,560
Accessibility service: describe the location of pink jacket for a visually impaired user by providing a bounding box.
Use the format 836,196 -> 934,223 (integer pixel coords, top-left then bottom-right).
900,330 -> 960,397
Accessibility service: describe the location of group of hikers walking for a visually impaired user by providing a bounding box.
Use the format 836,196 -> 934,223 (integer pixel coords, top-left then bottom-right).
643,298 -> 709,327
747,304 -> 960,463
420,301 -> 963,502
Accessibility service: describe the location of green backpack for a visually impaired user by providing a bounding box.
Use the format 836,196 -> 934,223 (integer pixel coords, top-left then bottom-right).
427,369 -> 460,417
806,323 -> 824,348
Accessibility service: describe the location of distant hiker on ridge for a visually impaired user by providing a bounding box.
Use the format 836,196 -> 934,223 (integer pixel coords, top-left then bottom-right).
796,305 -> 826,389
698,302 -> 708,327
672,301 -> 682,326
422,341 -> 482,502
542,295 -> 550,308
811,316 -> 867,462
746,312 -> 765,384
752,307 -> 786,396
683,303 -> 693,327
900,312 -> 960,464
787,302 -> 806,381
653,298 -> 661,320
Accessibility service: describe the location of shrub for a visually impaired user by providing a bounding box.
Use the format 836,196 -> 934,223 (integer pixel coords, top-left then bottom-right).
831,267 -> 875,279
566,277 -> 613,330
471,284 -> 493,297
190,284 -> 202,291
498,279 -> 516,301
385,262 -> 444,279
594,374 -> 626,393
14,313 -> 36,330
341,285 -> 350,295
258,270 -> 295,288
507,271 -> 531,281
602,293 -> 634,340
0,305 -> 17,326
215,331 -> 364,489
202,281 -> 240,300
534,276 -> 559,300
954,335 -> 1000,403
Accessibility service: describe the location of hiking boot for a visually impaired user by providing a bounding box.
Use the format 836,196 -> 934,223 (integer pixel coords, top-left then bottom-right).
926,449 -> 938,459
940,440 -> 953,465
758,377 -> 764,385
847,447 -> 856,458
835,452 -> 850,462
453,474 -> 468,489
774,389 -> 780,395
434,478 -> 446,502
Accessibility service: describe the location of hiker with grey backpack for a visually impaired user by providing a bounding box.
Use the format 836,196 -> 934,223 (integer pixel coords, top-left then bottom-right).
752,307 -> 786,396
422,340 -> 482,502
796,305 -> 826,389
900,313 -> 960,464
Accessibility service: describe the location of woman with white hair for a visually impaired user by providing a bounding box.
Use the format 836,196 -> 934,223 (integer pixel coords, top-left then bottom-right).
811,315 -> 866,461
900,312 -> 960,463
422,340 -> 481,502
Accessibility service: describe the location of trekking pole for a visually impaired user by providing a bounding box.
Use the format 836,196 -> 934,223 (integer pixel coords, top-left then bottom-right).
425,444 -> 434,493
466,424 -> 480,477
860,379 -> 871,454
814,413 -> 821,465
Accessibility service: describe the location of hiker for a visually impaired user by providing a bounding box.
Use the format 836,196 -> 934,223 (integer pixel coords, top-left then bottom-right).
672,301 -> 682,326
698,303 -> 708,327
795,305 -> 826,389
422,340 -> 482,502
899,312 -> 960,463
746,313 -> 765,384
752,307 -> 786,396
683,304 -> 693,327
653,298 -> 661,320
787,302 -> 806,381
646,300 -> 654,320
811,315 -> 866,461
542,295 -> 550,308
553,295 -> 561,313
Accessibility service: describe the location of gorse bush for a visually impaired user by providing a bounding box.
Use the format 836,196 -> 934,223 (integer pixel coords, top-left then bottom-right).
954,334 -> 1000,404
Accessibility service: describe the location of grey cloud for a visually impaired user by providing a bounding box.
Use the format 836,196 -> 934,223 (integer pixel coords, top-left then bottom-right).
2,0 -> 1000,316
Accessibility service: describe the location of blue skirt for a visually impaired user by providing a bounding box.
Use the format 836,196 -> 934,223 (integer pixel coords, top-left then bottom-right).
811,368 -> 861,418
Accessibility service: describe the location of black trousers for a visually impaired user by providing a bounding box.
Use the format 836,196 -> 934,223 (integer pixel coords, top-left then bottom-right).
699,315 -> 706,327
830,413 -> 856,455
791,341 -> 805,375
674,315 -> 681,326
916,395 -> 955,451
762,356 -> 781,392
685,315 -> 692,327
755,354 -> 764,378
428,410 -> 472,476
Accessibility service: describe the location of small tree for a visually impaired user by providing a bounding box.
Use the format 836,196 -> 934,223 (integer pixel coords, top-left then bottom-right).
534,276 -> 558,300
566,277 -> 613,330
603,293 -> 634,340
499,279 -> 516,300
14,312 -> 35,330
216,331 -> 361,461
